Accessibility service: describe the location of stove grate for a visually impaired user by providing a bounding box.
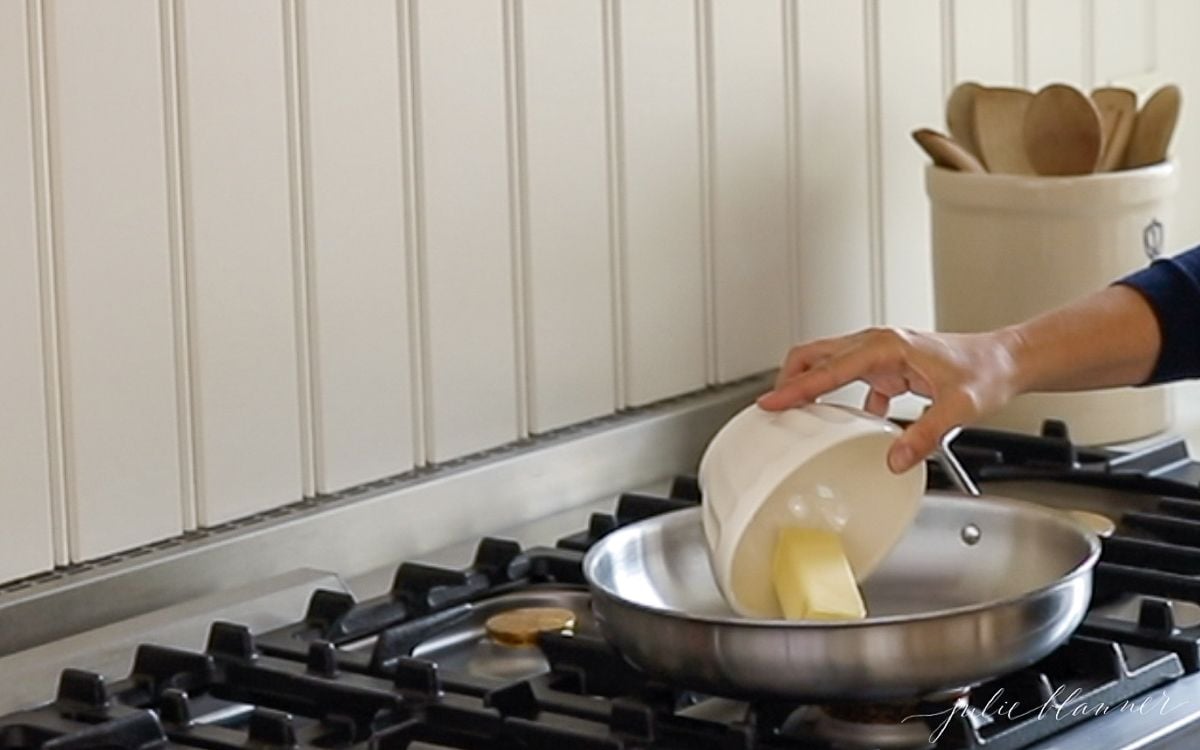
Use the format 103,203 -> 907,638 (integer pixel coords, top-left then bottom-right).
9,424 -> 1200,750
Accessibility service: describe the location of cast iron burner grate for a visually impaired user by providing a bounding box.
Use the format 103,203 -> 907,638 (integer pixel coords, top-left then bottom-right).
8,421 -> 1200,749
924,419 -> 1200,498
0,527 -> 1187,750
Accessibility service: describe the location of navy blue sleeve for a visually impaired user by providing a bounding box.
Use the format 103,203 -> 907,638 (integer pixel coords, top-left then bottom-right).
1117,244 -> 1200,384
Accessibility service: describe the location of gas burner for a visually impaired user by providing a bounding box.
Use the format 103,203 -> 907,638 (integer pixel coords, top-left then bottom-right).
775,692 -> 967,750
812,702 -> 942,749
407,589 -> 594,686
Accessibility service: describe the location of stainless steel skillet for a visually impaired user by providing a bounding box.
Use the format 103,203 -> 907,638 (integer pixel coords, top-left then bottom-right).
582,491 -> 1100,701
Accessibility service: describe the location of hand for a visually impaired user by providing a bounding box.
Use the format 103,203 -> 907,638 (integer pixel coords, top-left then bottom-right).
757,327 -> 1023,473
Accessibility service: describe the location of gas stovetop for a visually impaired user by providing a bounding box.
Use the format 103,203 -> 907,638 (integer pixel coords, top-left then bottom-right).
6,421 -> 1200,750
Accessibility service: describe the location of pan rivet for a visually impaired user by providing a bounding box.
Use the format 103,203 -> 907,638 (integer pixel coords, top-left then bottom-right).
960,523 -> 982,546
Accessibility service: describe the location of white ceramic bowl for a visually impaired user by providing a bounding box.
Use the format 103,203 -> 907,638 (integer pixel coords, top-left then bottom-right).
698,403 -> 926,618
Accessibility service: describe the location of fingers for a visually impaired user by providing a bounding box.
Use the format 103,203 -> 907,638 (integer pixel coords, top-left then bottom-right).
774,339 -> 839,389
761,328 -> 998,474
887,399 -> 967,473
862,388 -> 890,416
759,343 -> 893,411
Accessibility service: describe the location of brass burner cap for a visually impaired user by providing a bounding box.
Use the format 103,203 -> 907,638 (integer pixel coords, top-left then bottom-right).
1067,510 -> 1116,538
485,607 -> 577,646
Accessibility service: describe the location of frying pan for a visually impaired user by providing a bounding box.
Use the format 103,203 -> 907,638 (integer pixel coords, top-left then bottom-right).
583,447 -> 1100,701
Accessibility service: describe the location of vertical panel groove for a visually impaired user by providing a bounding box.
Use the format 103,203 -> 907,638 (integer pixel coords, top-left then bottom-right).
282,0 -> 317,495
603,0 -> 628,409
396,0 -> 428,466
1014,0 -> 1029,88
863,0 -> 884,326
405,0 -> 435,458
159,0 -> 197,530
503,0 -> 531,437
292,0 -> 322,492
26,0 -> 68,565
788,0 -> 806,342
782,0 -> 799,344
941,0 -> 956,93
38,0 -> 83,558
695,0 -> 717,384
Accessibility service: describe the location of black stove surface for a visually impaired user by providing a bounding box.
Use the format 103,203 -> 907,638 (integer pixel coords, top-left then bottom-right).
6,421 -> 1200,750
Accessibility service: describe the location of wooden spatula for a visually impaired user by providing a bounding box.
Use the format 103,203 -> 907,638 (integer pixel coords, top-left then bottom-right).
1092,87 -> 1136,170
945,81 -> 983,159
912,129 -> 987,173
1092,87 -> 1137,171
1023,84 -> 1103,176
1123,84 -> 1183,169
1092,87 -> 1136,171
1099,107 -> 1135,171
1092,87 -> 1137,117
973,87 -> 1035,174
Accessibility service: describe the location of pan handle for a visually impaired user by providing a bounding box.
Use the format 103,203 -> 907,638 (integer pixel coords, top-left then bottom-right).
935,426 -> 981,497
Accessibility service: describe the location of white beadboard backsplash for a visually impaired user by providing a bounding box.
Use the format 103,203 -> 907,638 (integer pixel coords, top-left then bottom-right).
2,0 -> 1199,581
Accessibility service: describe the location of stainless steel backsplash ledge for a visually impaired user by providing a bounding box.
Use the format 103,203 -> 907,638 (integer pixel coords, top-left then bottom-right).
0,374 -> 768,656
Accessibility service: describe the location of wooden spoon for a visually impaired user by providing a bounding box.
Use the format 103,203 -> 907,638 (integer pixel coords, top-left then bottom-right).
1092,86 -> 1137,111
1123,84 -> 1183,169
1092,87 -> 1137,171
911,129 -> 987,173
1023,84 -> 1103,176
973,87 -> 1035,174
945,81 -> 984,158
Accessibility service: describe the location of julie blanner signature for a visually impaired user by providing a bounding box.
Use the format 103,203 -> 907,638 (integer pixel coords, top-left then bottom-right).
903,687 -> 1189,743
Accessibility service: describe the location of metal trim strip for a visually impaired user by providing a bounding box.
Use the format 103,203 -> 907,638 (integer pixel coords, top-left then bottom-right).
0,374 -> 765,656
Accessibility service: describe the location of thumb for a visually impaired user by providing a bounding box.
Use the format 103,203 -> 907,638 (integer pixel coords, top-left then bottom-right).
888,401 -> 962,473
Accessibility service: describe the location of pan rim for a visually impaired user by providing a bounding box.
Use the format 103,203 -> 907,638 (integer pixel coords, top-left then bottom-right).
582,491 -> 1101,630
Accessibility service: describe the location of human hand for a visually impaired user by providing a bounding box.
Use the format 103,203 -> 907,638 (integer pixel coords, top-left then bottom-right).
757,327 -> 1024,473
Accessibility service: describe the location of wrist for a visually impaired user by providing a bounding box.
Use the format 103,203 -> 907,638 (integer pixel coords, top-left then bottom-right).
993,324 -> 1037,396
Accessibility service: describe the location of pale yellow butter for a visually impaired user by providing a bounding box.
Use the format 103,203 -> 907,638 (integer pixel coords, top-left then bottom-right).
772,526 -> 867,621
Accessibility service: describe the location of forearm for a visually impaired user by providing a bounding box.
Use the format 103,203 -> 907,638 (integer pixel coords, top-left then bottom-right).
1003,284 -> 1162,393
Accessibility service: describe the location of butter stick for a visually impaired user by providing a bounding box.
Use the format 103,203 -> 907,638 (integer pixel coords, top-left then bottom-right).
772,526 -> 867,621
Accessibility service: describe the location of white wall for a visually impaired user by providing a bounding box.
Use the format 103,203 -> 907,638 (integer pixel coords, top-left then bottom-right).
1,0 -> 1196,581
